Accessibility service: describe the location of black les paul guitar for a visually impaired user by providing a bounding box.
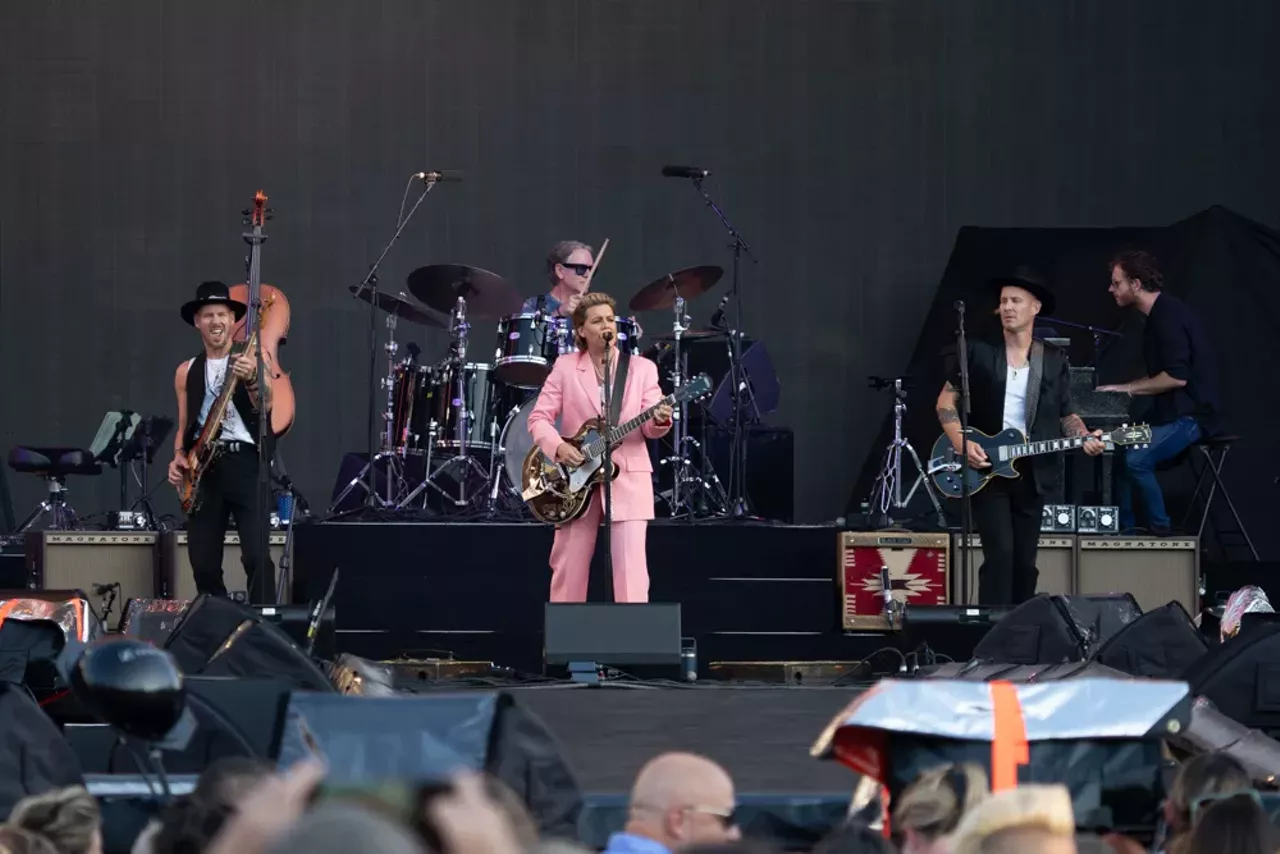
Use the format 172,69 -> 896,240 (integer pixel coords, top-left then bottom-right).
928,424 -> 1152,499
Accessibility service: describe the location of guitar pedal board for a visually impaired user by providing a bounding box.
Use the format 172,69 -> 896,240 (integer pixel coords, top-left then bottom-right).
1040,504 -> 1120,534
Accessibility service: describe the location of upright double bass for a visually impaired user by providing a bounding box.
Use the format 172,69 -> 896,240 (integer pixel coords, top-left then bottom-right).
229,191 -> 296,436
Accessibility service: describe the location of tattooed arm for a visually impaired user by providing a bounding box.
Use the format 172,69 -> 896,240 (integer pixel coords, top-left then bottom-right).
1063,412 -> 1107,456
938,382 -> 989,467
1061,413 -> 1089,438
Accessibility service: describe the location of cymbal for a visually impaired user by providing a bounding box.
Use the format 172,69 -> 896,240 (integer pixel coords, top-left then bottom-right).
406,264 -> 522,317
629,265 -> 725,312
348,285 -> 444,328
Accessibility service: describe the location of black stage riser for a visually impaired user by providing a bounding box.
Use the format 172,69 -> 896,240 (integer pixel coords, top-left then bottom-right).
294,521 -> 838,635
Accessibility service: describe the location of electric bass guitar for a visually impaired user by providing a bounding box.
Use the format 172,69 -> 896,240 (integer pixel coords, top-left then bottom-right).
176,313 -> 275,515
522,373 -> 713,524
928,423 -> 1152,499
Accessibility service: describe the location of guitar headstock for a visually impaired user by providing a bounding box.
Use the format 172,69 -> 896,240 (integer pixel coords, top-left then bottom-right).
678,373 -> 714,403
1112,423 -> 1153,448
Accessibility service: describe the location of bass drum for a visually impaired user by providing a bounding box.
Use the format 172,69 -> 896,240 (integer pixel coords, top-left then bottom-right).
500,396 -> 560,493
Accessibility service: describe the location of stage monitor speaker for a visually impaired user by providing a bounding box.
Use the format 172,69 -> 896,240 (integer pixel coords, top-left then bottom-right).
972,593 -> 1141,664
1077,536 -> 1199,615
953,535 -> 1073,604
920,659 -> 1129,682
159,531 -> 288,602
903,604 -> 1013,663
1091,601 -> 1209,679
24,532 -> 156,617
163,594 -> 333,692
544,603 -> 681,666
1181,622 -> 1280,733
275,690 -> 583,839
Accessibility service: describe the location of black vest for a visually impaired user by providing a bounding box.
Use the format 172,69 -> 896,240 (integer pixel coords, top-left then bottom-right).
182,352 -> 270,454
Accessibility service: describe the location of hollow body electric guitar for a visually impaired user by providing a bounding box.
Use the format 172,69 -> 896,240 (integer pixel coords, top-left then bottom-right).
522,373 -> 713,524
928,423 -> 1152,499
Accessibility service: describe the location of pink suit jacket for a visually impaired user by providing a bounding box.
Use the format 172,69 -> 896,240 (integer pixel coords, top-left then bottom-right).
528,350 -> 671,522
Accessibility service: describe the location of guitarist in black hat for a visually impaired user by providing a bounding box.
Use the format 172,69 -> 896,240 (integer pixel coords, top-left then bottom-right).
935,269 -> 1105,605
167,281 -> 276,602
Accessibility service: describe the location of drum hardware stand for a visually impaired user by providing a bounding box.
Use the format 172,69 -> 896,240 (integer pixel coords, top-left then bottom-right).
865,376 -> 946,529
328,311 -> 412,513
350,176 -> 439,509
677,171 -> 758,518
399,297 -> 490,509
658,292 -> 730,519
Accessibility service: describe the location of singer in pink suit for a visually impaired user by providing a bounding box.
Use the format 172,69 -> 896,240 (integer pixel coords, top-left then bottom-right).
528,292 -> 673,603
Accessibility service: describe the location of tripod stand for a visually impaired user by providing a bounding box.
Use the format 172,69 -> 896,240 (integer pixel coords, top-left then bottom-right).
866,376 -> 946,528
399,297 -> 490,510
328,310 -> 411,512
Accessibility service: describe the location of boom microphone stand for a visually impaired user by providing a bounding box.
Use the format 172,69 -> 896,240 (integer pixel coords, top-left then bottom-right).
678,169 -> 758,518
600,332 -> 616,601
955,301 -> 974,606
350,177 -> 439,510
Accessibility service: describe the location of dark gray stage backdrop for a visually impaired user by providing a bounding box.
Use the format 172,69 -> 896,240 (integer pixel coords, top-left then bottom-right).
2,1 -> 1279,526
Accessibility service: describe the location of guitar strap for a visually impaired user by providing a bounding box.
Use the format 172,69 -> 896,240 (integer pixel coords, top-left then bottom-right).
609,350 -> 631,426
1025,339 -> 1045,433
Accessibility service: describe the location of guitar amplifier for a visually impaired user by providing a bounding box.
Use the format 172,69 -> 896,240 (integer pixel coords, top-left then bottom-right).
839,531 -> 949,631
952,534 -> 1074,604
159,531 -> 288,602
24,532 -> 158,618
1077,536 -> 1200,615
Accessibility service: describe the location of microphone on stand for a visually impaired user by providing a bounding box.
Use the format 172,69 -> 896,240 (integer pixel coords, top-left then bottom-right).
415,170 -> 464,183
709,293 -> 730,327
603,330 -> 615,345
661,165 -> 710,179
880,565 -> 896,630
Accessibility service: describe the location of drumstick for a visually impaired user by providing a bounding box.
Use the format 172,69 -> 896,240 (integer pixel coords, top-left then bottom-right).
583,238 -> 609,291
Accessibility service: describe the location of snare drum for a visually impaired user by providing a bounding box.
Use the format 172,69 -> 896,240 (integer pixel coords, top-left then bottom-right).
493,313 -> 569,388
424,362 -> 498,450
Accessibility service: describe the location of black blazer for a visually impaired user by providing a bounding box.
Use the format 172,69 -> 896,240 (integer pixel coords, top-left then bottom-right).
944,339 -> 1077,495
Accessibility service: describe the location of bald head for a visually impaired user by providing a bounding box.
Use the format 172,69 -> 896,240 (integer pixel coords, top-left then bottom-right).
626,753 -> 739,849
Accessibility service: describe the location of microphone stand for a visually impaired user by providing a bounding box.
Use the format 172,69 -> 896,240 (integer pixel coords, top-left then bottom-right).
955,301 -> 974,606
350,180 -> 437,510
687,175 -> 757,518
1039,315 -> 1122,369
600,335 -> 615,601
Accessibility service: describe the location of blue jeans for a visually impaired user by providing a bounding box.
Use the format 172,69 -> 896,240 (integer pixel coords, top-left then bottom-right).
1117,415 -> 1201,531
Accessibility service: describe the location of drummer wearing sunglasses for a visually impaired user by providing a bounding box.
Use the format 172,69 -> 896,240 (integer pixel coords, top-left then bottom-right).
521,240 -> 595,318
602,752 -> 741,854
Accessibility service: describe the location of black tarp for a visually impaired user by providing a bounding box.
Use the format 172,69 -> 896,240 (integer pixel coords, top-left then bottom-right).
849,206 -> 1280,559
0,682 -> 85,816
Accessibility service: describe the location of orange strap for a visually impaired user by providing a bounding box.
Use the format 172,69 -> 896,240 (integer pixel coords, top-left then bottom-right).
0,600 -> 19,634
990,681 -> 1030,790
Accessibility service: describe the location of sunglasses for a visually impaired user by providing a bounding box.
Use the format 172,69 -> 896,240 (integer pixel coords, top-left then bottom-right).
560,262 -> 593,276
686,805 -> 738,828
1190,788 -> 1261,823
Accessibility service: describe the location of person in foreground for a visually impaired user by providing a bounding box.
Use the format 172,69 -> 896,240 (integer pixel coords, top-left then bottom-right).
528,292 -> 672,602
1098,250 -> 1222,534
950,784 -> 1077,854
892,763 -> 989,854
936,269 -> 1104,605
167,281 -> 276,602
602,752 -> 741,854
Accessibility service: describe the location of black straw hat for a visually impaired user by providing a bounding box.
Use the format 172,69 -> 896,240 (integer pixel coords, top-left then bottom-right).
181,281 -> 247,326
989,266 -> 1056,316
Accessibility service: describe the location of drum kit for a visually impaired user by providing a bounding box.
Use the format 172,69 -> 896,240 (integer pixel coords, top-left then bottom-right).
329,259 -> 744,520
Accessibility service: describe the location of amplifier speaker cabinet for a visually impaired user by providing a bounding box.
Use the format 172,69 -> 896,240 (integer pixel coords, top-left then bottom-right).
952,535 -> 1074,604
160,532 -> 288,602
840,531 -> 949,631
1077,536 -> 1200,616
24,532 -> 158,617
